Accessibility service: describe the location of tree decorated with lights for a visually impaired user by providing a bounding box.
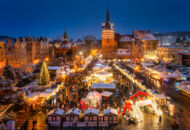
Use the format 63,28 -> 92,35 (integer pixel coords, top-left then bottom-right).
39,61 -> 50,85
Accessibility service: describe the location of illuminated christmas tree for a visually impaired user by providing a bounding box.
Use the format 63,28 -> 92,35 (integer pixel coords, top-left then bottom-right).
39,62 -> 50,85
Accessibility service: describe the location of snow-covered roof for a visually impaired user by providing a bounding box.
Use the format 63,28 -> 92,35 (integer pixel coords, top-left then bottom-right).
39,93 -> 49,97
84,108 -> 99,116
101,91 -> 113,97
155,94 -> 166,99
171,69 -> 184,78
103,108 -> 118,116
48,66 -> 61,70
59,42 -> 72,48
44,89 -> 53,93
133,30 -> 156,40
119,35 -> 134,42
65,108 -> 81,116
48,108 -> 64,116
117,49 -> 131,55
92,83 -> 116,89
155,35 -> 177,45
159,68 -> 171,78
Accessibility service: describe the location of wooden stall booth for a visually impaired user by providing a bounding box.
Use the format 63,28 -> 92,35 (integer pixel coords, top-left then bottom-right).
103,108 -> 118,125
65,108 -> 81,122
47,108 -> 64,127
84,108 -> 99,127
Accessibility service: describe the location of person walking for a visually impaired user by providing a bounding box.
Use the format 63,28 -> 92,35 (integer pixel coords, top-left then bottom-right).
159,116 -> 162,123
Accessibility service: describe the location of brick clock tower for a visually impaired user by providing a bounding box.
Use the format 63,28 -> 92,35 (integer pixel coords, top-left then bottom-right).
101,8 -> 117,59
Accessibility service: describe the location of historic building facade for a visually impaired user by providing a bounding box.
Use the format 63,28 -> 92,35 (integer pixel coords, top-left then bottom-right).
51,30 -> 77,66
101,9 -> 117,59
0,41 -> 5,71
101,9 -> 158,61
133,31 -> 158,61
116,34 -> 133,59
157,46 -> 188,64
2,37 -> 50,69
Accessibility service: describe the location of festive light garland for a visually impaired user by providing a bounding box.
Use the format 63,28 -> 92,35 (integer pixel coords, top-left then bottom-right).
113,63 -> 162,122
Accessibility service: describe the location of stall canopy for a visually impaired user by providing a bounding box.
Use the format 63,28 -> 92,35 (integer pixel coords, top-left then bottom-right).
65,108 -> 81,116
103,108 -> 118,116
92,66 -> 101,71
48,108 -> 64,116
45,89 -> 53,93
48,66 -> 61,70
92,83 -> 116,89
159,68 -> 170,79
155,94 -> 166,100
84,108 -> 99,116
171,69 -> 184,80
101,91 -> 113,97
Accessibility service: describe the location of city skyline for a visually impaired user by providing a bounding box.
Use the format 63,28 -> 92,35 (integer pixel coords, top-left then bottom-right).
0,0 -> 190,40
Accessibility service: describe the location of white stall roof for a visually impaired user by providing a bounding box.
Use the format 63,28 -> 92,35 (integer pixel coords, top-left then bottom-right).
84,108 -> 99,116
101,91 -> 113,97
156,94 -> 166,99
48,66 -> 61,70
65,108 -> 81,116
48,108 -> 64,116
103,108 -> 118,116
44,89 -> 53,93
92,83 -> 116,89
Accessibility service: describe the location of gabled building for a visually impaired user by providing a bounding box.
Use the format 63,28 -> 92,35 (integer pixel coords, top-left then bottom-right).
2,36 -> 50,69
133,30 -> 158,61
52,30 -> 77,65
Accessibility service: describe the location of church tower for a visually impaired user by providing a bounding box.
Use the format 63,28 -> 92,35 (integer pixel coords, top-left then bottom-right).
63,28 -> 68,42
101,8 -> 117,59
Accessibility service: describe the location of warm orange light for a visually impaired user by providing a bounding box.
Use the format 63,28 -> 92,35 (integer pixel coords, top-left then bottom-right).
80,60 -> 84,64
0,62 -> 5,68
44,57 -> 49,62
135,66 -> 140,71
32,96 -> 38,101
152,73 -> 160,79
33,59 -> 40,64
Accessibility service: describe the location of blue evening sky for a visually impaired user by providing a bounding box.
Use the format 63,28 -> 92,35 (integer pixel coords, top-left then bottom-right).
0,0 -> 189,40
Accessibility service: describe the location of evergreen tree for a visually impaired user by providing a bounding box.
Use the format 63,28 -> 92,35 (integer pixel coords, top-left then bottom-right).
39,62 -> 50,85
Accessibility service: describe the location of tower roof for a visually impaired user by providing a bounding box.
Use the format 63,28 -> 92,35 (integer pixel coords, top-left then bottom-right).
63,28 -> 68,42
105,8 -> 111,29
106,8 -> 110,23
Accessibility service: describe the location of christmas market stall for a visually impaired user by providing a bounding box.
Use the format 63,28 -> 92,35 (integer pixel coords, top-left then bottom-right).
92,83 -> 116,92
101,91 -> 113,101
84,108 -> 99,127
65,108 -> 81,122
47,108 -> 64,127
103,108 -> 118,125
